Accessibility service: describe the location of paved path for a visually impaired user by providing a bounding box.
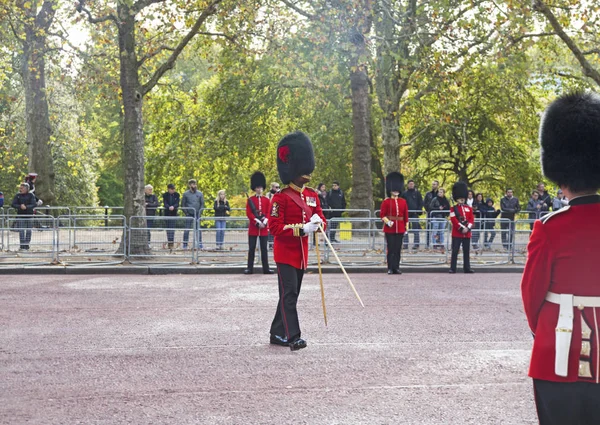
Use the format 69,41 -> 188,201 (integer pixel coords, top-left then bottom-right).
0,273 -> 536,424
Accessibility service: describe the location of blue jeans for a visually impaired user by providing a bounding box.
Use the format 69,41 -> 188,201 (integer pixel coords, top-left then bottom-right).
215,220 -> 226,248
431,219 -> 446,247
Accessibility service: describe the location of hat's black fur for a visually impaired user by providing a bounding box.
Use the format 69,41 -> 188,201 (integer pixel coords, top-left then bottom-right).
540,91 -> 600,191
452,182 -> 468,201
250,172 -> 266,191
276,131 -> 315,185
385,172 -> 404,197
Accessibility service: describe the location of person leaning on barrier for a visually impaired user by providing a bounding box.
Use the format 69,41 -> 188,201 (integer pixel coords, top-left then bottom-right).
213,189 -> 230,250
401,180 -> 424,250
144,184 -> 159,246
537,182 -> 552,208
380,172 -> 408,275
429,188 -> 450,251
423,180 -> 439,248
479,198 -> 500,250
526,190 -> 549,231
162,183 -> 180,250
327,180 -> 346,243
521,91 -> 600,424
472,193 -> 484,250
244,172 -> 273,275
11,183 -> 37,251
448,182 -> 475,274
500,188 -> 520,250
181,179 -> 204,250
268,131 -> 327,351
552,189 -> 568,211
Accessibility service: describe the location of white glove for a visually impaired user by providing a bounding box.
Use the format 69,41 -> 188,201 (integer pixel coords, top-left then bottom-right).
37,199 -> 43,206
262,218 -> 268,226
254,218 -> 264,228
386,220 -> 394,227
310,213 -> 323,224
303,222 -> 319,234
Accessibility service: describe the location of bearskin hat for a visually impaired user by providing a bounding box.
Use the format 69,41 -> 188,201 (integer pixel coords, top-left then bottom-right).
276,131 -> 315,185
452,181 -> 468,201
540,91 -> 600,191
385,172 -> 404,197
250,171 -> 266,191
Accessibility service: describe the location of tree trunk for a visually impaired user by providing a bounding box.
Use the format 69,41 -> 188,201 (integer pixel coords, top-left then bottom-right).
381,114 -> 401,175
118,4 -> 148,255
349,66 -> 373,214
22,5 -> 56,205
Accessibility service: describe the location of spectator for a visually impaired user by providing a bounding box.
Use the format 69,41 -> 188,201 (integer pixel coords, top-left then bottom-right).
327,180 -> 346,243
11,183 -> 37,250
316,183 -> 330,219
244,172 -> 273,274
449,182 -> 475,274
423,180 -> 439,248
526,190 -> 549,230
479,198 -> 500,249
401,180 -> 424,250
552,189 -> 568,211
162,183 -> 180,250
429,188 -> 450,251
472,193 -> 484,249
536,182 -> 552,207
181,179 -> 204,249
144,185 -> 159,246
0,191 -> 4,208
500,188 -> 520,250
267,182 -> 280,200
466,190 -> 475,208
213,189 -> 230,250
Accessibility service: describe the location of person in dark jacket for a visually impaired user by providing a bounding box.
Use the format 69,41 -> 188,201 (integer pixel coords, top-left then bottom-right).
213,189 -> 230,250
536,182 -> 552,208
479,198 -> 501,249
472,193 -> 485,249
526,190 -> 549,230
429,188 -> 450,250
423,180 -> 439,248
402,180 -> 424,250
11,183 -> 37,250
500,188 -> 520,250
144,184 -> 159,245
162,183 -> 180,249
181,179 -> 204,249
0,191 -> 4,208
327,181 -> 346,242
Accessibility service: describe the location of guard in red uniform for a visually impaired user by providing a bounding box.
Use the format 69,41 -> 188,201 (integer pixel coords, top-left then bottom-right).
268,131 -> 327,351
449,181 -> 475,274
521,92 -> 600,424
244,172 -> 273,275
380,172 -> 408,275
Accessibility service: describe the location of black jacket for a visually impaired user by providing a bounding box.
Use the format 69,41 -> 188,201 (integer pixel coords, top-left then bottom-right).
213,200 -> 231,217
424,190 -> 438,213
479,201 -> 501,220
402,188 -> 424,217
327,189 -> 346,216
11,192 -> 37,215
145,194 -> 159,216
162,192 -> 180,216
429,196 -> 450,218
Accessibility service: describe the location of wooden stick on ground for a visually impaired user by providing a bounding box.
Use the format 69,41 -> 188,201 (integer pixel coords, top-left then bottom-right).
314,232 -> 328,326
318,224 -> 365,308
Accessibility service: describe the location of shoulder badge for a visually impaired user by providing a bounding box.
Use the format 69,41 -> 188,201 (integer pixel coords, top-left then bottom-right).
540,205 -> 571,224
271,201 -> 280,217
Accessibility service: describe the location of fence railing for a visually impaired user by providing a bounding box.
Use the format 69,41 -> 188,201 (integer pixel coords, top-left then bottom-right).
0,210 -> 538,267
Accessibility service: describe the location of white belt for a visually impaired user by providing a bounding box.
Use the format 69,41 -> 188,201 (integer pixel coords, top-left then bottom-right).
545,292 -> 600,376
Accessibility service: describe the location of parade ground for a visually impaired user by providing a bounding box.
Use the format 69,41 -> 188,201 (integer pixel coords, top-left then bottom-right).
1,272 -> 536,424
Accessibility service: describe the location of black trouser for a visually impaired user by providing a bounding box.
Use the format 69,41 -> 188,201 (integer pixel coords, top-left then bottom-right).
484,221 -> 496,247
270,263 -> 304,340
450,237 -> 471,271
18,217 -> 32,249
534,379 -> 600,425
403,217 -> 421,248
472,218 -> 480,246
385,233 -> 404,271
329,214 -> 341,240
247,235 -> 270,272
146,217 -> 155,242
165,216 -> 176,243
500,218 -> 515,249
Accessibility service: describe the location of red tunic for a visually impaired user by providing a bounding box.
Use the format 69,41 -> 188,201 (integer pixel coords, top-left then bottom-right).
521,195 -> 600,383
380,197 -> 408,234
246,195 -> 269,236
449,204 -> 474,238
268,185 -> 327,269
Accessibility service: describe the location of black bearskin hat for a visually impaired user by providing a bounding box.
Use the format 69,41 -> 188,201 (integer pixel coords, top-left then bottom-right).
385,172 -> 404,197
540,91 -> 600,191
250,171 -> 266,191
276,131 -> 315,185
452,181 -> 468,201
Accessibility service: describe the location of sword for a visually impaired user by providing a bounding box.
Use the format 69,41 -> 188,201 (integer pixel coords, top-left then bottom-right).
314,232 -> 328,326
318,224 -> 365,308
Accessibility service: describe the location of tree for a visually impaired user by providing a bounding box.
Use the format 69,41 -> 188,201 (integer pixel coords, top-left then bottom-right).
76,0 -> 226,252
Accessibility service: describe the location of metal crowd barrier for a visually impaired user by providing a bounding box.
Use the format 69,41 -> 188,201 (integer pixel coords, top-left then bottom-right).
0,214 -> 56,265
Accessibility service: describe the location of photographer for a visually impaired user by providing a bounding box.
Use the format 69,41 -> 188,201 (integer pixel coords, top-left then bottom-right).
449,182 -> 475,274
